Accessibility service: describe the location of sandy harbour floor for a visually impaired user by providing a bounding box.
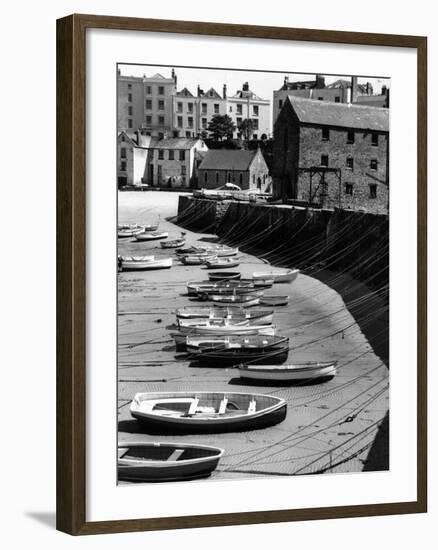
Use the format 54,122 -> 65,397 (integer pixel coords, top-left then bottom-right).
117,191 -> 389,482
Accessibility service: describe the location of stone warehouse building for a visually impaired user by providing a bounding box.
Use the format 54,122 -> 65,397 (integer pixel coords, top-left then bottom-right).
197,149 -> 270,192
273,96 -> 389,214
118,70 -> 271,139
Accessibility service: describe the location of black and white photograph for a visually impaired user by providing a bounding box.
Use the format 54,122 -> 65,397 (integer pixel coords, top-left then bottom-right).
116,63 -> 390,483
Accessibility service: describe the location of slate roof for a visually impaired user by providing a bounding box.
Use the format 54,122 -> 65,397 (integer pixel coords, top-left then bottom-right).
287,96 -> 389,132
152,138 -> 203,150
176,87 -> 195,97
199,149 -> 259,171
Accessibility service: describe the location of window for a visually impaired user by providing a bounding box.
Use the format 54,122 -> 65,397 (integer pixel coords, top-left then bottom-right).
201,103 -> 207,114
121,135 -> 125,142
279,99 -> 283,109
158,100 -> 164,110
120,148 -> 126,158
168,150 -> 174,160
188,117 -> 193,128
236,104 -> 242,114
158,150 -> 164,160
334,96 -> 341,103
128,106 -> 133,116
370,159 -> 378,170
204,172 -> 208,185
216,172 -> 219,185
146,115 -> 152,125
214,103 -> 219,114
236,117 -> 242,126
372,133 -> 379,146
369,184 -> 377,198
253,105 -> 259,116
253,120 -> 259,130
179,150 -> 186,161
145,85 -> 152,94
185,131 -> 191,138
239,173 -> 243,186
177,116 -> 183,128
347,130 -> 355,144
121,161 -> 126,171
187,103 -> 193,113
321,154 -> 329,167
145,99 -> 152,109
177,102 -> 183,113
128,119 -> 133,129
158,86 -> 165,95
201,118 -> 207,129
322,128 -> 330,141
318,97 -> 323,101
346,157 -> 354,170
157,165 -> 162,180
345,183 -> 353,195
227,172 -> 231,182
158,115 -> 165,125
128,93 -> 132,102
181,165 -> 186,175
128,84 -> 132,90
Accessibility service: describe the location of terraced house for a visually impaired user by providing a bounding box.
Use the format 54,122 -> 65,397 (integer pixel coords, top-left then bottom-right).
273,96 -> 389,214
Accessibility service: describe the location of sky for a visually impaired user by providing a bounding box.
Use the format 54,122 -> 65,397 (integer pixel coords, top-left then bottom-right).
119,63 -> 390,103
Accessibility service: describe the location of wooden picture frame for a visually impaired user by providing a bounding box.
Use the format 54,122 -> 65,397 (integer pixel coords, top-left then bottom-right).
56,13 -> 427,535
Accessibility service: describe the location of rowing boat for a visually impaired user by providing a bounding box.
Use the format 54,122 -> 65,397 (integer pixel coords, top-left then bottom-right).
186,280 -> 254,296
177,308 -> 274,326
173,323 -> 276,350
118,224 -> 145,238
120,257 -> 173,271
205,258 -> 240,269
208,271 -> 241,281
210,293 -> 261,307
187,335 -> 289,366
135,231 -> 168,241
259,295 -> 290,306
238,361 -> 337,382
130,391 -> 287,432
252,268 -> 300,283
118,442 -> 224,482
160,239 -> 185,249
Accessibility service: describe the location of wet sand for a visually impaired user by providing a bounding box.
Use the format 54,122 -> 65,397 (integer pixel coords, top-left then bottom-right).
118,191 -> 389,480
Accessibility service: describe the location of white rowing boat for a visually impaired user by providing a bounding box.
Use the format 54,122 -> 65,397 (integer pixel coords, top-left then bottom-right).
121,257 -> 173,271
205,257 -> 240,269
238,361 -> 337,382
252,268 -> 300,283
135,231 -> 168,241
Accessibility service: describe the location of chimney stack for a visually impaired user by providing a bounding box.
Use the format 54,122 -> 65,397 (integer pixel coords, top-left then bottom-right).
351,76 -> 359,103
171,68 -> 177,86
242,82 -> 249,92
223,84 -> 227,99
315,75 -> 326,89
197,84 -> 201,97
284,75 -> 289,87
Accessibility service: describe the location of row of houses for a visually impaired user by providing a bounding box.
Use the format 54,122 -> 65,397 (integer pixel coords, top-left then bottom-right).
118,69 -> 389,141
118,70 -> 270,140
118,132 -> 270,192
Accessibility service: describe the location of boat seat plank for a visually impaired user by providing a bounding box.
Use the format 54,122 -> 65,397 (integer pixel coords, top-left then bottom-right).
167,449 -> 185,462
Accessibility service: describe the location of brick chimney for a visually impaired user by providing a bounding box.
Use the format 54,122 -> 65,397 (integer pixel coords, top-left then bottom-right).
223,84 -> 227,99
171,68 -> 177,86
351,76 -> 359,103
315,74 -> 325,89
197,84 -> 201,97
242,82 -> 249,92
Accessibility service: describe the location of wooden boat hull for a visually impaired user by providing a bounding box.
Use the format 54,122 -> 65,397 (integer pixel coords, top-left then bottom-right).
260,296 -> 289,306
208,272 -> 241,281
118,228 -> 144,238
253,269 -> 300,283
160,240 -> 185,249
174,325 -> 275,350
238,361 -> 337,382
121,258 -> 173,271
130,391 -> 287,433
205,260 -> 240,269
135,232 -> 168,241
118,442 -> 223,482
178,313 -> 273,327
192,347 -> 289,366
210,295 -> 260,307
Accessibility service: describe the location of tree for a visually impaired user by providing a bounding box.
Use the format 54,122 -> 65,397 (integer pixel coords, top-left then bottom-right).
238,118 -> 257,141
207,114 -> 236,141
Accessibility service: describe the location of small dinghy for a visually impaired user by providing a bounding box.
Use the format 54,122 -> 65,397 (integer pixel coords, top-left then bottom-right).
197,288 -> 263,301
187,280 -> 254,296
242,278 -> 274,288
208,271 -> 241,281
180,255 -> 216,266
130,391 -> 287,433
238,361 -> 337,383
205,257 -> 240,269
135,231 -> 168,241
118,224 -> 145,238
210,293 -> 261,307
176,246 -> 207,255
160,239 -> 185,249
118,442 -> 224,482
253,268 -> 300,284
173,323 -> 275,350
176,307 -> 274,326
260,295 -> 290,306
187,335 -> 289,366
121,257 -> 173,271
